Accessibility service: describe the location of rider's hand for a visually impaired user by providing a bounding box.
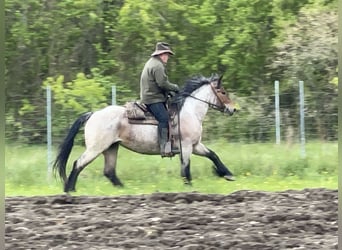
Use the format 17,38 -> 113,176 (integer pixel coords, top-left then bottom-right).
168,91 -> 177,98
172,84 -> 180,93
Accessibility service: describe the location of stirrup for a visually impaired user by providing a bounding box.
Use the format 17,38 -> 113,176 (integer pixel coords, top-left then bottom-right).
161,141 -> 174,157
161,152 -> 175,158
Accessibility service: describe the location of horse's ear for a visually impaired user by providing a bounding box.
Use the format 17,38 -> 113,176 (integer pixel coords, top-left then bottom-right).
218,74 -> 224,88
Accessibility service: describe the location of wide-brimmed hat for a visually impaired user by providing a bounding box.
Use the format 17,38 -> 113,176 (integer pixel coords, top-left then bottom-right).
151,42 -> 175,56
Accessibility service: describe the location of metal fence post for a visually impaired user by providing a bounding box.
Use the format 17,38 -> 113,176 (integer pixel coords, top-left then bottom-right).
112,86 -> 116,105
275,80 -> 280,144
46,86 -> 52,180
299,81 -> 306,158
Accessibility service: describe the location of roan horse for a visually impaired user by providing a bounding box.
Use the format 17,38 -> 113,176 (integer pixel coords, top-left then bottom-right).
54,74 -> 237,192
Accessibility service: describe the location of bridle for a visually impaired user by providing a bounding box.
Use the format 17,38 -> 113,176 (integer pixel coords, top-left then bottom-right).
184,82 -> 232,112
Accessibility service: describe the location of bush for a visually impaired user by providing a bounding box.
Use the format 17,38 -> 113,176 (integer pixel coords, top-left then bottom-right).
278,158 -> 309,178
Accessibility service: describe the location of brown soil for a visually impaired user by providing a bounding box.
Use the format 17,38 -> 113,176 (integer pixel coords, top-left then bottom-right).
5,188 -> 337,249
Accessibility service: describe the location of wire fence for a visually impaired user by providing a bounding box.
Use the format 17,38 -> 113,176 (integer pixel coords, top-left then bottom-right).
5,82 -> 338,147
5,81 -> 338,177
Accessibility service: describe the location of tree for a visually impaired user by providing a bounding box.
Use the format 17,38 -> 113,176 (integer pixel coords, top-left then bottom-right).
269,6 -> 338,140
5,0 -> 338,143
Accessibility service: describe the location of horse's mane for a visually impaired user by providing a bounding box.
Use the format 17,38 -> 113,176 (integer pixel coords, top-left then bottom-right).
170,74 -> 219,108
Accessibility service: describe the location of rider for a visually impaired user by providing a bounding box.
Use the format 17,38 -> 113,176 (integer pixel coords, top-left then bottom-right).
140,42 -> 180,157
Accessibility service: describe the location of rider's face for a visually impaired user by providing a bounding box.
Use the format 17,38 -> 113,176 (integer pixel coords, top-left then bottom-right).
159,53 -> 170,64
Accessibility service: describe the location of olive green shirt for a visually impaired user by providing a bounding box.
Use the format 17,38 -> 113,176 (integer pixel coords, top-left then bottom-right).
140,56 -> 179,104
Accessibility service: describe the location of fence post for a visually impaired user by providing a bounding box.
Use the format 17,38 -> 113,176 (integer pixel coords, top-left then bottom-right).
46,86 -> 52,180
112,86 -> 116,105
274,80 -> 280,144
299,81 -> 306,158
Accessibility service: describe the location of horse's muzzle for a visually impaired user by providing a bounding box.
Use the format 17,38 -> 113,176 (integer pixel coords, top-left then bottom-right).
224,105 -> 237,116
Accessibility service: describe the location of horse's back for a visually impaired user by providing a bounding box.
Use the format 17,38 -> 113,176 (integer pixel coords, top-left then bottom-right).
89,105 -> 126,123
83,104 -> 159,154
84,105 -> 126,145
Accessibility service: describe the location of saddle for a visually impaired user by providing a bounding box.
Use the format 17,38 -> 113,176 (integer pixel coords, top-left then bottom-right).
124,101 -> 178,126
124,101 -> 158,125
124,101 -> 180,156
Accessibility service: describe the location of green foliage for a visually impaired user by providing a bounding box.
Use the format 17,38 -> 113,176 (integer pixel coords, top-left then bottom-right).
43,69 -> 113,143
278,158 -> 309,178
270,8 -> 337,84
4,0 -> 338,144
18,99 -> 35,115
269,3 -> 338,141
316,162 -> 337,175
215,0 -> 276,91
44,72 -> 108,113
330,69 -> 338,86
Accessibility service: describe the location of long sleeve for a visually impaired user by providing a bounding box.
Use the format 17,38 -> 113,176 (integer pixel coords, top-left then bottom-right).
153,64 -> 179,92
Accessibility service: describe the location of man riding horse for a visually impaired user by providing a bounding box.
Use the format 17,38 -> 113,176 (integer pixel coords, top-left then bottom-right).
139,42 -> 180,157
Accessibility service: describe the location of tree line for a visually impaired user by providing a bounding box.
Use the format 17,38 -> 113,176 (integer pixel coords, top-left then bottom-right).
5,0 -> 338,144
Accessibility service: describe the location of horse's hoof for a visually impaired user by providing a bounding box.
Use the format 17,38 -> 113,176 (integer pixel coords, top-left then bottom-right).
113,181 -> 124,187
64,185 -> 76,193
183,178 -> 192,185
64,189 -> 75,193
224,175 -> 235,181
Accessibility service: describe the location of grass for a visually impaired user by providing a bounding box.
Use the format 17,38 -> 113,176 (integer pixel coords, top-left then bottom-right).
5,141 -> 338,196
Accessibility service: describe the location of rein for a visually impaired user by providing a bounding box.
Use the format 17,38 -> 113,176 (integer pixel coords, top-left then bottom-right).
181,83 -> 228,112
186,94 -> 225,111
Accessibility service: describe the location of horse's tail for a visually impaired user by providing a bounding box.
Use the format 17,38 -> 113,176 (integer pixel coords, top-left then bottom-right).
53,112 -> 93,182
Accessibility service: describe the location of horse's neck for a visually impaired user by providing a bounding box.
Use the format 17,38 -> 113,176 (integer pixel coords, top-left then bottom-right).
181,85 -> 214,122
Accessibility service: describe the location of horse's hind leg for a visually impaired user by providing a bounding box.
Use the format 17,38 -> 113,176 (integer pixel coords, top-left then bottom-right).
65,149 -> 101,192
193,143 -> 235,181
103,143 -> 123,187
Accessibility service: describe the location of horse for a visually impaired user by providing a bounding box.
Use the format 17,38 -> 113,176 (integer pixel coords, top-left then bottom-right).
53,74 -> 237,192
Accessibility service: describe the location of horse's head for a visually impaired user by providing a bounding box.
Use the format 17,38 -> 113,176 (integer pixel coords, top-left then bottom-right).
210,75 -> 237,116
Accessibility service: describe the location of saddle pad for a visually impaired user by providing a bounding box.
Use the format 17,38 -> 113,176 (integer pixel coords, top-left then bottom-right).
125,101 -> 146,120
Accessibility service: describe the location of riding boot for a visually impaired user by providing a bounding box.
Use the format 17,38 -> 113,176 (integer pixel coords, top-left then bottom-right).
159,127 -> 173,157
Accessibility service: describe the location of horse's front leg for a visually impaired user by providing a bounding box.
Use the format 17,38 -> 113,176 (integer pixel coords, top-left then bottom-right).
193,143 -> 235,181
179,145 -> 193,185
